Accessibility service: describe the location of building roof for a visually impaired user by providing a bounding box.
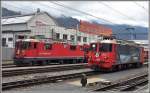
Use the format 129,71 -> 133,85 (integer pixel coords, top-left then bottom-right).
2,12 -> 58,25
2,15 -> 33,25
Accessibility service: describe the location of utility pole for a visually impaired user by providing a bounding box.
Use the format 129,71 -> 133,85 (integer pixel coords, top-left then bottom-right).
76,24 -> 79,45
126,27 -> 135,40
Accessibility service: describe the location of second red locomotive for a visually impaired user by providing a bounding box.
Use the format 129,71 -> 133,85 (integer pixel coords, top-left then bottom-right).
87,39 -> 144,71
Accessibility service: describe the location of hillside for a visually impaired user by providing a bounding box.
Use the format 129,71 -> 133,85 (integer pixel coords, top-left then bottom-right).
2,8 -> 21,17
2,7 -> 148,40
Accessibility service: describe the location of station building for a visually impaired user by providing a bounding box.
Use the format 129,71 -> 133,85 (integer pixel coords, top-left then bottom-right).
2,12 -> 110,48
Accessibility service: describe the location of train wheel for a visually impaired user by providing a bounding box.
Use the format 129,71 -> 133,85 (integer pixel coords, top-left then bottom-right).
78,59 -> 82,63
113,66 -> 117,72
93,66 -> 100,71
118,65 -> 122,70
31,61 -> 35,66
16,64 -> 24,67
37,61 -> 43,66
28,62 -> 33,66
73,60 -> 76,64
126,64 -> 129,69
41,61 -> 47,66
15,61 -> 24,67
109,65 -> 115,72
45,60 -> 49,65
124,64 -> 127,69
136,63 -> 142,68
128,64 -> 132,68
108,68 -> 113,72
59,60 -> 64,64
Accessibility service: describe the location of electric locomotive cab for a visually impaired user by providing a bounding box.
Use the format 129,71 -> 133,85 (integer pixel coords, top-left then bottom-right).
14,39 -> 39,66
88,40 -> 116,70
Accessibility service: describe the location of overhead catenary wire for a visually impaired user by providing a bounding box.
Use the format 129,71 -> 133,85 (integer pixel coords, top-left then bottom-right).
99,2 -> 138,22
134,2 -> 148,12
50,1 -> 116,25
98,1 -> 138,36
34,2 -> 80,18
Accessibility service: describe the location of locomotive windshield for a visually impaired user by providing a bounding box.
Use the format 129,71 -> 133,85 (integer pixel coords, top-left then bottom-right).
99,43 -> 112,52
90,43 -> 97,51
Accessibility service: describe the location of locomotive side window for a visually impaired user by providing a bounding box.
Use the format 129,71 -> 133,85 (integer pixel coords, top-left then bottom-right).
45,43 -> 52,50
118,45 -> 129,54
90,43 -> 97,51
70,45 -> 76,50
22,42 -> 31,49
99,43 -> 112,52
80,46 -> 83,51
33,43 -> 37,49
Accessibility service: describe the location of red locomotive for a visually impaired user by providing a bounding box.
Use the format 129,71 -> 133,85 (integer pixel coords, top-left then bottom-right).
87,39 -> 145,71
14,38 -> 88,66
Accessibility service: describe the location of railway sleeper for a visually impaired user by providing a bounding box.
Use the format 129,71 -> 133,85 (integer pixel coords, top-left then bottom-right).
121,78 -> 148,91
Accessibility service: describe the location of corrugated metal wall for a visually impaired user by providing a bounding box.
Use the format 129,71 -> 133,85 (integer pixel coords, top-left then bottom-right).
2,47 -> 14,61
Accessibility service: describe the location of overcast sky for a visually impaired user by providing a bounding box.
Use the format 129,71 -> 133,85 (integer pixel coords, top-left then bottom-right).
2,1 -> 149,27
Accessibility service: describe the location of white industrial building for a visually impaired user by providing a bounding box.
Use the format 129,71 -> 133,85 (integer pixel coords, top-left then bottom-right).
2,12 -> 100,48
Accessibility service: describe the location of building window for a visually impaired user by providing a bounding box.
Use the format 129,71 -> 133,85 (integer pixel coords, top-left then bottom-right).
8,37 -> 13,42
70,35 -> 75,41
77,36 -> 81,42
83,37 -> 87,42
18,35 -> 25,39
34,35 -> 45,39
2,38 -> 7,47
63,34 -> 67,40
56,33 -> 60,40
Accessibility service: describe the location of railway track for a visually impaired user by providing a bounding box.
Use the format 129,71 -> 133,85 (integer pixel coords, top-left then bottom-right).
2,70 -> 97,90
2,65 -> 16,68
2,63 -> 82,68
94,71 -> 148,92
2,63 -> 88,77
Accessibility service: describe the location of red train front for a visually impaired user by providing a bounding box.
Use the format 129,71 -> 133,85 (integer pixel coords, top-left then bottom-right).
87,39 -> 144,71
14,39 -> 87,66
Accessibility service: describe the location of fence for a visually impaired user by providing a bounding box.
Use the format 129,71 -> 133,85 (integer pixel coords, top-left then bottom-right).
2,47 -> 14,61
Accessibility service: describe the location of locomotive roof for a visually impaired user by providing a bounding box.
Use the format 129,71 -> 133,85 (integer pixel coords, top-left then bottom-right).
100,40 -> 117,44
16,39 -> 40,42
116,40 -> 140,46
99,39 -> 141,47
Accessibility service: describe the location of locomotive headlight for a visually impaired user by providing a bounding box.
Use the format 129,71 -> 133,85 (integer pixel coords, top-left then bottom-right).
104,56 -> 108,59
17,50 -> 20,54
22,50 -> 25,53
95,52 -> 99,57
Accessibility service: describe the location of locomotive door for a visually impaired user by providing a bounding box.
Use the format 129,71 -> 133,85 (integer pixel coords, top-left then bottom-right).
31,42 -> 38,57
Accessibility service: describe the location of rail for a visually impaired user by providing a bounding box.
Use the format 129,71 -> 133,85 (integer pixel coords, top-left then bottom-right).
94,72 -> 148,91
3,63 -> 88,77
